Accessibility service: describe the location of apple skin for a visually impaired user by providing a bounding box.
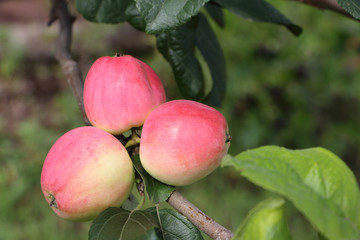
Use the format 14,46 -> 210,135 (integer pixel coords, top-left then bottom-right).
139,100 -> 230,186
84,55 -> 166,135
40,126 -> 134,221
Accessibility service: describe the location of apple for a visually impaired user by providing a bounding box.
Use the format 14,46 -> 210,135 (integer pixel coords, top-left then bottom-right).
83,55 -> 166,135
40,126 -> 134,221
139,100 -> 230,186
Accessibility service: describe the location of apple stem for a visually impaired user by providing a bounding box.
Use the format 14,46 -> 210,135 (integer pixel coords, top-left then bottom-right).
114,52 -> 124,57
124,129 -> 141,149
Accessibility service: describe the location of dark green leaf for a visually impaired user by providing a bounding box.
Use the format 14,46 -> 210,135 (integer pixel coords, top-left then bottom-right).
225,146 -> 360,240
140,228 -> 161,240
338,0 -> 360,20
76,0 -> 131,23
89,207 -> 157,240
125,1 -> 146,31
317,233 -> 328,240
213,0 -> 302,36
132,155 -> 175,203
156,18 -> 205,100
204,2 -> 225,28
122,194 -> 140,211
135,0 -> 209,34
234,198 -> 291,240
196,14 -> 226,106
147,207 -> 204,240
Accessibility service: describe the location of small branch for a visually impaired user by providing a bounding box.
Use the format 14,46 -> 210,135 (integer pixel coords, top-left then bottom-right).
124,129 -> 141,149
292,0 -> 358,21
167,191 -> 234,240
49,0 -> 89,124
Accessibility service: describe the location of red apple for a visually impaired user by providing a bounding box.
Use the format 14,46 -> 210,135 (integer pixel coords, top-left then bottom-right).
41,126 -> 134,221
83,55 -> 166,135
139,100 -> 230,186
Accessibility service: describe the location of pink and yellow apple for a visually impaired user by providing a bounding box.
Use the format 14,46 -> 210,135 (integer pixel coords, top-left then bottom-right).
83,55 -> 166,135
40,126 -> 134,221
139,100 -> 230,186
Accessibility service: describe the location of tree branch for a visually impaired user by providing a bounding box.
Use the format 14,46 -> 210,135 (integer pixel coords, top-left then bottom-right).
49,1 -> 234,239
167,191 -> 234,240
48,0 -> 89,124
292,0 -> 357,21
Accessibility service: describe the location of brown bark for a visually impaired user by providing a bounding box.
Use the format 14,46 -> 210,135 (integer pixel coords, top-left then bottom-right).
167,191 -> 234,240
48,0 -> 89,124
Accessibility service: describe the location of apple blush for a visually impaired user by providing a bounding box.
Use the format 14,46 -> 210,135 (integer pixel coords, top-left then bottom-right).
83,55 -> 166,135
40,126 -> 134,221
139,100 -> 230,186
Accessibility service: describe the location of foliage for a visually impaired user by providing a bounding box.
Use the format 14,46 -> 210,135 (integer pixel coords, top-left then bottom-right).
224,147 -> 360,240
74,0 -> 360,107
88,207 -> 156,240
132,155 -> 175,204
87,205 -> 204,240
156,18 -> 205,100
212,0 -> 301,36
338,0 -> 360,19
75,0 -> 304,105
146,207 -> 204,240
233,198 -> 291,240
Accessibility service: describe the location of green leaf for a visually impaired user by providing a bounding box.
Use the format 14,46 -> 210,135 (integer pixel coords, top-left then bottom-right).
226,146 -> 360,240
132,155 -> 175,203
140,228 -> 161,240
156,18 -> 205,100
338,0 -> 360,20
146,207 -> 204,240
221,154 -> 236,168
317,233 -> 328,240
76,0 -> 131,24
135,0 -> 209,34
125,1 -> 146,31
213,0 -> 302,36
204,2 -> 225,28
196,14 -> 226,106
122,194 -> 140,211
89,207 -> 157,240
233,198 -> 291,240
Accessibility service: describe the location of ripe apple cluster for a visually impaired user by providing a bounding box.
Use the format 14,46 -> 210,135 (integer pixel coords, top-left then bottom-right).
40,55 -> 230,221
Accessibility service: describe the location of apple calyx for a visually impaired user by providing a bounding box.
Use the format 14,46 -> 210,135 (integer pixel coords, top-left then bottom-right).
49,194 -> 58,209
226,133 -> 232,143
41,126 -> 135,221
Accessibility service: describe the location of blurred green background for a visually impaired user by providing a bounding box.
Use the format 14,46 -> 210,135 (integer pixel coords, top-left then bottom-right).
1,0 -> 360,239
